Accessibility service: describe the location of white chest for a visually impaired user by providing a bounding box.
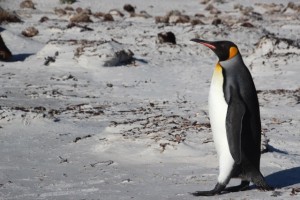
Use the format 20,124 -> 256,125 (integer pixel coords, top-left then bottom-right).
208,64 -> 231,157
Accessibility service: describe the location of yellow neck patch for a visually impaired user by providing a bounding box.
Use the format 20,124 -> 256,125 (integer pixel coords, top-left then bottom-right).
228,46 -> 238,59
215,62 -> 222,72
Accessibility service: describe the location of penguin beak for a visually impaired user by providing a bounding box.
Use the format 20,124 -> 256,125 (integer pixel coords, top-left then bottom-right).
190,38 -> 216,50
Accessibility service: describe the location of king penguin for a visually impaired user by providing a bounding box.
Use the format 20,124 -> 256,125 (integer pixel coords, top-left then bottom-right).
190,39 -> 272,196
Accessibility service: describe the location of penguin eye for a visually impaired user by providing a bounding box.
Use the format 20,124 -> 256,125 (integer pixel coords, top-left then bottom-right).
221,43 -> 227,50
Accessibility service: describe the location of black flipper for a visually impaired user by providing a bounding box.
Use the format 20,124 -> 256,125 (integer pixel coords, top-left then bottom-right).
224,180 -> 250,192
191,183 -> 226,196
226,86 -> 246,164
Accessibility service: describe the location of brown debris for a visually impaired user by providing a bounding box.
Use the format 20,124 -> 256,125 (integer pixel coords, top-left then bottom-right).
103,13 -> 114,21
22,27 -> 39,37
54,8 -> 67,16
282,2 -> 300,13
159,143 -> 170,152
108,9 -> 124,18
200,0 -> 211,4
75,7 -> 83,14
169,14 -> 190,24
0,34 -> 12,61
205,4 -> 221,15
0,8 -> 22,24
64,6 -> 74,11
93,12 -> 105,18
155,16 -> 169,24
70,13 -> 92,23
82,8 -> 92,15
157,32 -> 176,45
191,18 -> 205,26
131,11 -> 152,18
155,10 -> 192,24
195,13 -> 205,18
74,7 -> 92,15
291,187 -> 300,196
20,0 -> 36,9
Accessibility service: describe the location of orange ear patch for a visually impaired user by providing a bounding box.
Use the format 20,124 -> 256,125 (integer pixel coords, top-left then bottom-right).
228,47 -> 238,59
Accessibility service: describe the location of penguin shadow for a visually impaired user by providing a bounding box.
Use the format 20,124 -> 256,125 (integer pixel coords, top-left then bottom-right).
264,144 -> 300,188
266,167 -> 300,188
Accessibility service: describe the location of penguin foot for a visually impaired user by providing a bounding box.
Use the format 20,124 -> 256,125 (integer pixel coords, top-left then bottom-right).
252,172 -> 274,191
258,185 -> 274,191
224,180 -> 250,192
191,183 -> 226,196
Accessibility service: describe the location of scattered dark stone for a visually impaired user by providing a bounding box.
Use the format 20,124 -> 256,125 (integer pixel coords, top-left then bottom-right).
103,13 -> 114,21
123,4 -> 135,13
212,18 -> 222,26
14,107 -> 30,112
241,22 -> 254,27
22,27 -> 39,37
157,31 -> 176,45
58,156 -> 68,163
103,49 -> 134,66
0,34 -> 12,61
73,134 -> 92,143
107,83 -> 113,88
271,191 -> 282,197
33,106 -> 46,112
39,16 -> 49,23
195,13 -> 205,18
54,118 -> 60,122
44,56 -> 56,66
20,0 -> 35,9
149,102 -> 155,107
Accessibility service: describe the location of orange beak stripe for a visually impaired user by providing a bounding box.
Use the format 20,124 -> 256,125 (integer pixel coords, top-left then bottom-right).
199,42 -> 216,50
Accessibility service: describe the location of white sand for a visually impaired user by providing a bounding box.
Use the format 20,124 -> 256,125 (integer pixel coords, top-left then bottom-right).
0,0 -> 299,199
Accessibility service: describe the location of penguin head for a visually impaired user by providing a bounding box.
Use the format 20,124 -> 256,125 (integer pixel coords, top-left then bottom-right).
191,39 -> 239,61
